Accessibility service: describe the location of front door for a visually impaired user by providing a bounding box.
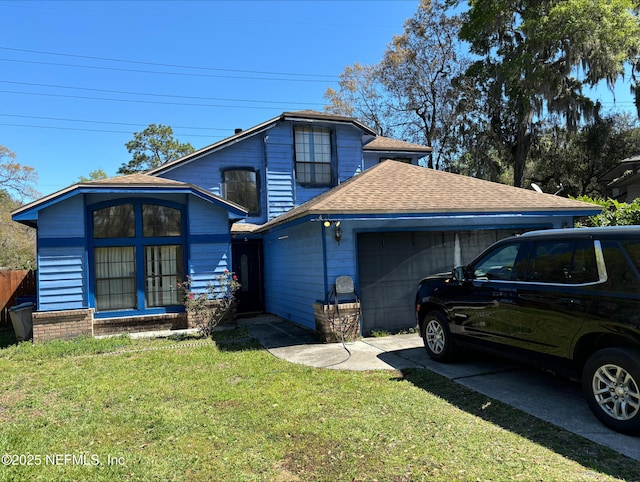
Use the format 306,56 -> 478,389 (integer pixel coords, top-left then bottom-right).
231,239 -> 264,314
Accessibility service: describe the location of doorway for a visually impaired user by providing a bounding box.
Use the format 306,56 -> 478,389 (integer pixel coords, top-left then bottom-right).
231,239 -> 264,314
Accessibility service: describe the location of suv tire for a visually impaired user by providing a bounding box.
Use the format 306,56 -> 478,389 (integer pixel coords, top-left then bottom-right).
582,347 -> 640,435
421,311 -> 457,362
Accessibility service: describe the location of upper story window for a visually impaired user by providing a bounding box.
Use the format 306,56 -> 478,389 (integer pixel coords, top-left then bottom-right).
223,169 -> 259,215
294,126 -> 332,185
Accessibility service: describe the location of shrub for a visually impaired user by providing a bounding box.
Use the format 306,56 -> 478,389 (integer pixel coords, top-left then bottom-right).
178,271 -> 241,337
574,196 -> 640,227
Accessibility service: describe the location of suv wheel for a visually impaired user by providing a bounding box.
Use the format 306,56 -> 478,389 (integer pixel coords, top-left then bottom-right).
422,311 -> 457,362
582,348 -> 640,435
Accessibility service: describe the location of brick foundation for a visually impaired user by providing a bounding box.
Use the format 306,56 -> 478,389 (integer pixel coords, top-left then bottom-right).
93,313 -> 187,337
31,309 -> 189,342
32,309 -> 94,343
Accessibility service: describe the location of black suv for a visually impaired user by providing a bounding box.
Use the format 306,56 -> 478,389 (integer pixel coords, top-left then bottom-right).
415,226 -> 640,434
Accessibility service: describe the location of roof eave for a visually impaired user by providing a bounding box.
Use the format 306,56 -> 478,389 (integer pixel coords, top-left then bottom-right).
12,184 -> 247,225
281,111 -> 377,136
362,147 -> 433,153
256,206 -> 602,234
147,115 -> 282,176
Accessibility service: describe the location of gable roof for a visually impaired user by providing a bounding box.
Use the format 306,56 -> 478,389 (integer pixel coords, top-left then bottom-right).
147,110 -> 379,176
12,173 -> 247,227
257,161 -> 602,232
599,154 -> 640,183
363,136 -> 432,153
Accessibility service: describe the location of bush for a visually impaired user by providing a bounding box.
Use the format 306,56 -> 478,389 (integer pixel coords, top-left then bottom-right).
574,196 -> 640,227
178,271 -> 241,337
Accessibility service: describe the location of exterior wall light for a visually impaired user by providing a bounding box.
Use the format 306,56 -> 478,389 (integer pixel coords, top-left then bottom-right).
334,221 -> 342,245
319,218 -> 343,245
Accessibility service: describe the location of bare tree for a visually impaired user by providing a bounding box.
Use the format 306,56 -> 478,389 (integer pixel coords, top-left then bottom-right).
0,145 -> 39,201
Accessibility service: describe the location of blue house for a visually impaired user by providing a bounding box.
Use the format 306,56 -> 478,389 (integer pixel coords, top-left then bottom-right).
12,111 -> 601,341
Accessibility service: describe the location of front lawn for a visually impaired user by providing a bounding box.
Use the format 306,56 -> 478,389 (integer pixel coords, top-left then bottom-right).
0,330 -> 637,481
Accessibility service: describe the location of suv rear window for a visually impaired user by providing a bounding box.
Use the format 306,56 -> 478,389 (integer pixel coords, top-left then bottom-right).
622,240 -> 640,272
601,240 -> 640,292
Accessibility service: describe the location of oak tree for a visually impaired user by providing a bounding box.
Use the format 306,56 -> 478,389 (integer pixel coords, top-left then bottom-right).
459,0 -> 640,187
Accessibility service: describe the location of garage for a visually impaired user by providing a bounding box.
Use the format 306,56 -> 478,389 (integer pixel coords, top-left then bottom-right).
357,229 -> 520,335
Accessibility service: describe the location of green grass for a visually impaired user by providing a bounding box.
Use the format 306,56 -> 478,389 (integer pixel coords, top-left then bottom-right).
0,331 -> 637,481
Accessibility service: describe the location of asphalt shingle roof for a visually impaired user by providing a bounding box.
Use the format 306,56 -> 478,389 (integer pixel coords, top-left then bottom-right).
257,160 -> 601,231
147,110 -> 379,175
363,136 -> 432,153
12,172 -> 247,221
83,173 -> 187,186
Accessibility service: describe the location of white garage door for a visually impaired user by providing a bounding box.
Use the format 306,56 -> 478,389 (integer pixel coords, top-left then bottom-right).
357,229 -> 519,335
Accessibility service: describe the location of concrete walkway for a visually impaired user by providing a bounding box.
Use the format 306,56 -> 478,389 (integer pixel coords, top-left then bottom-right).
244,314 -> 640,462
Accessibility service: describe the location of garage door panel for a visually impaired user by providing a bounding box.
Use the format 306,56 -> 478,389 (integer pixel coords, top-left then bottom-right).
357,230 -> 518,335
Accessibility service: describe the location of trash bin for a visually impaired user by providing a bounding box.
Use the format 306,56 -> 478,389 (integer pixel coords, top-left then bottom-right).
16,295 -> 36,307
9,302 -> 34,342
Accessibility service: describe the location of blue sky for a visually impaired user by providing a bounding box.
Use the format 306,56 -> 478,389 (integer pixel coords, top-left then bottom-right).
1,0 -> 637,199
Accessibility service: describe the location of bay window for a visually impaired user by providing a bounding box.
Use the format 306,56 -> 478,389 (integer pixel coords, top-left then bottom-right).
90,200 -> 185,314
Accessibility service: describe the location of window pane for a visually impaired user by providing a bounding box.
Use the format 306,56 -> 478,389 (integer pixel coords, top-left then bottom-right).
569,239 -> 598,283
527,241 -> 575,283
473,243 -> 520,280
93,204 -> 135,238
143,205 -> 182,237
294,126 -> 332,184
145,245 -> 183,307
622,240 -> 640,272
602,240 -> 640,292
94,247 -> 136,311
224,170 -> 258,213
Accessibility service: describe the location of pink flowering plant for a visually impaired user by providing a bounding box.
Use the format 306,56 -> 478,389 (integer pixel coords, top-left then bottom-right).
178,270 -> 241,337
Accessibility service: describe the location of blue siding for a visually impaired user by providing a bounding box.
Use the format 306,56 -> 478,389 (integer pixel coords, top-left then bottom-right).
265,123 -> 295,220
159,135 -> 267,223
37,197 -> 88,311
38,196 -> 85,238
188,197 -> 230,235
362,152 -> 426,170
37,246 -> 86,311
334,124 -> 364,182
263,222 -> 325,330
261,213 -> 572,329
187,197 -> 233,293
188,244 -> 231,293
156,119 -> 373,223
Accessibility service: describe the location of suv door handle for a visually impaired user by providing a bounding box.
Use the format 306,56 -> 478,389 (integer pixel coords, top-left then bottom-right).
559,298 -> 581,305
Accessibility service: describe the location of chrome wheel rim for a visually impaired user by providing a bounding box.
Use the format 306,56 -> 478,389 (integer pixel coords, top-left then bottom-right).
592,363 -> 640,421
425,319 -> 445,355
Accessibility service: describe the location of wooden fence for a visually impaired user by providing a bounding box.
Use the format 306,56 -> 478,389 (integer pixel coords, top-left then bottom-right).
0,270 -> 36,327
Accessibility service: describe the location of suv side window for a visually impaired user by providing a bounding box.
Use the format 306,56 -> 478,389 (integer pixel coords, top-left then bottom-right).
570,238 -> 599,284
473,243 -> 521,280
601,240 -> 640,292
526,239 -> 598,284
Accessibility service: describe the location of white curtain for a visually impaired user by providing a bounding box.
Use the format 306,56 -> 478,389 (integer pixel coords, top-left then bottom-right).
145,245 -> 182,307
94,247 -> 136,311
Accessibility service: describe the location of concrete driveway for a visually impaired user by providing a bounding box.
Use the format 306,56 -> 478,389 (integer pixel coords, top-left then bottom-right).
245,315 -> 639,462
